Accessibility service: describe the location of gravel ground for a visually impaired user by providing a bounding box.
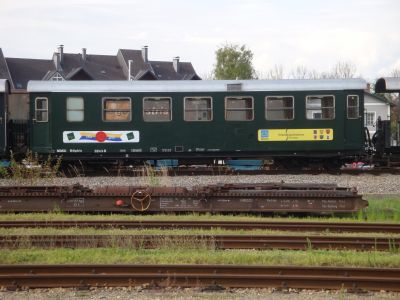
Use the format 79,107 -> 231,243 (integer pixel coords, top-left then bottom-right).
0,288 -> 399,300
1,174 -> 400,194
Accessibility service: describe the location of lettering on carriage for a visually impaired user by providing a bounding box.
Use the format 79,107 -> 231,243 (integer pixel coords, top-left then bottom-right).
161,148 -> 172,152
195,148 -> 205,152
69,149 -> 82,153
56,149 -> 67,153
94,149 -> 107,153
130,149 -> 142,152
65,198 -> 85,208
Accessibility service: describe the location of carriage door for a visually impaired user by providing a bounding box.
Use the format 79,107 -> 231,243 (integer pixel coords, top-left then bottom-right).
345,95 -> 361,147
0,92 -> 6,154
32,97 -> 51,151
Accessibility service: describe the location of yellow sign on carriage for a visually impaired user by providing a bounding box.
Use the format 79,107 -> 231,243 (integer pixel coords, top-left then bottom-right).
258,129 -> 334,142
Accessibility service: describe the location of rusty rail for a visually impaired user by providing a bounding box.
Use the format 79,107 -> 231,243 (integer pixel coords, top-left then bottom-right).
0,220 -> 399,233
1,234 -> 399,251
0,264 -> 399,291
0,182 -> 367,213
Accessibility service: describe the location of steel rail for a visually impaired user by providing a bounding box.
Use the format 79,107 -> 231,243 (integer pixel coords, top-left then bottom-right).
0,264 -> 399,291
0,220 -> 399,233
0,234 -> 399,251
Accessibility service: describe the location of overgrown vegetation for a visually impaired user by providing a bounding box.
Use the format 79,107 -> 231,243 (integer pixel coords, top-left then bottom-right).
1,248 -> 399,267
0,151 -> 62,181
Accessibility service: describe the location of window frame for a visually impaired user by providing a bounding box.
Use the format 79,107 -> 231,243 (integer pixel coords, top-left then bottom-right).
50,73 -> 64,81
224,96 -> 254,121
265,95 -> 295,121
184,96 -> 213,122
305,95 -> 335,120
347,95 -> 359,119
364,111 -> 376,127
34,97 -> 49,123
66,97 -> 84,122
142,97 -> 172,122
102,97 -> 132,122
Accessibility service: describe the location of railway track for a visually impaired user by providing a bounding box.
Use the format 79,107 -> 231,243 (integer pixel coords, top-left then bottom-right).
1,220 -> 399,233
1,234 -> 399,251
0,264 -> 399,291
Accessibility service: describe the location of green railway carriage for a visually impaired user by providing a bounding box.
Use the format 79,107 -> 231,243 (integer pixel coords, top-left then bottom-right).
0,79 -> 8,156
27,79 -> 367,166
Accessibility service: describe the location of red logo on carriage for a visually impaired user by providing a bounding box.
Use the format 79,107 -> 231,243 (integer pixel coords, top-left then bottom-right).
96,131 -> 107,142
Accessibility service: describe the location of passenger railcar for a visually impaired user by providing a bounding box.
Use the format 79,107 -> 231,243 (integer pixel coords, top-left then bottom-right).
26,79 -> 366,167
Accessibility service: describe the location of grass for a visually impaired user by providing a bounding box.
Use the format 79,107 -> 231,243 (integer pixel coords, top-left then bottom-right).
0,248 -> 399,268
359,197 -> 400,222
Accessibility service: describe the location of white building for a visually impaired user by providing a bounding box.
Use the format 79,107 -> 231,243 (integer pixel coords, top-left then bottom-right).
364,92 -> 392,136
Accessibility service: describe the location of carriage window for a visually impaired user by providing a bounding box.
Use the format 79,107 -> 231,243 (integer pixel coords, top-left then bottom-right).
102,98 -> 131,122
143,97 -> 171,122
67,97 -> 84,122
35,97 -> 48,122
184,97 -> 212,121
306,95 -> 335,120
225,96 -> 254,121
347,95 -> 359,119
265,96 -> 294,120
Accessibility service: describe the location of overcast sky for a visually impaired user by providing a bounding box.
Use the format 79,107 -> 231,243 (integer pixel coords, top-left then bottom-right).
1,0 -> 399,81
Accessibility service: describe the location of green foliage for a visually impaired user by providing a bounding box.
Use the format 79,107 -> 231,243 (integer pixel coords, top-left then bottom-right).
213,43 -> 256,80
1,151 -> 62,180
1,248 -> 399,267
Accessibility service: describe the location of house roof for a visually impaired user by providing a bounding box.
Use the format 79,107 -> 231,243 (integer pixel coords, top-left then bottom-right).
0,47 -> 201,90
5,57 -> 53,90
61,53 -> 126,80
0,49 -> 13,87
28,78 -> 367,93
365,91 -> 395,106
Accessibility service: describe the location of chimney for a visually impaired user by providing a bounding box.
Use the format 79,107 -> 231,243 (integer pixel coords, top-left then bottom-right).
365,83 -> 371,93
81,48 -> 87,62
173,56 -> 180,73
142,46 -> 148,63
58,45 -> 64,65
128,60 -> 133,81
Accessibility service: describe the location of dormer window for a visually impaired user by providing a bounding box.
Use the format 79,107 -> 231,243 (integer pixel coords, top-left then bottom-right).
50,73 -> 64,81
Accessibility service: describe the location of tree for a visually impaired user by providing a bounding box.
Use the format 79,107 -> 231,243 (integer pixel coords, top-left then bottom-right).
213,44 -> 256,80
390,68 -> 400,77
330,61 -> 357,78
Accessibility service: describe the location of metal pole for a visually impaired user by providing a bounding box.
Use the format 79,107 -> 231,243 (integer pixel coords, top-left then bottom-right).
397,92 -> 400,145
128,60 -> 133,81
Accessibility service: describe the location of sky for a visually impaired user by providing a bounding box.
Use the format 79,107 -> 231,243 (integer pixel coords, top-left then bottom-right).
0,0 -> 399,81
